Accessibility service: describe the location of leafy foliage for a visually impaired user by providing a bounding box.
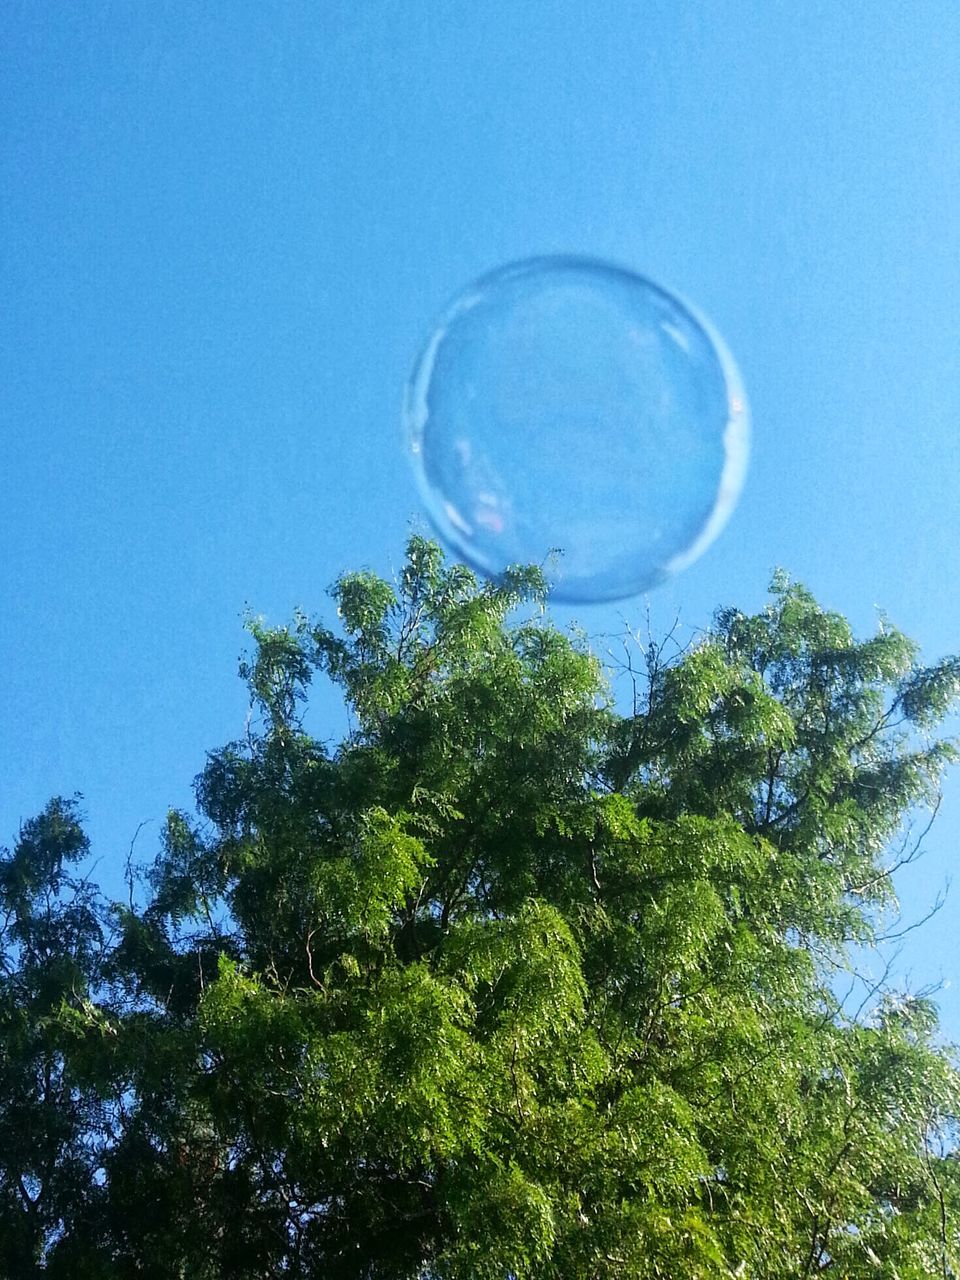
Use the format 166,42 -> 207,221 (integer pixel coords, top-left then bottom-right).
2,538 -> 959,1277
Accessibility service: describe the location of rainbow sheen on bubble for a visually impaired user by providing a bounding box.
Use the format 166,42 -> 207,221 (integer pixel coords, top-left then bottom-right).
405,256 -> 749,603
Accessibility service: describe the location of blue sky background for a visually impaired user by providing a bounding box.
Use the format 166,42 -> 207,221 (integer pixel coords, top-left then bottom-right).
3,1 -> 959,1031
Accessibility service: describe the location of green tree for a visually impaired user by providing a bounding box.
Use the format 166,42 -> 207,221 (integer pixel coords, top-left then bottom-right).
2,536 -> 959,1277
0,797 -> 117,1276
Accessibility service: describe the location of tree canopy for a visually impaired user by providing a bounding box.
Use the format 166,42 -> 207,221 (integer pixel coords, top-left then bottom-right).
2,536 -> 959,1277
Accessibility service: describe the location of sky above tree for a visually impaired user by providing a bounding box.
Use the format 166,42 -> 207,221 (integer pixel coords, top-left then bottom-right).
2,1 -> 959,1033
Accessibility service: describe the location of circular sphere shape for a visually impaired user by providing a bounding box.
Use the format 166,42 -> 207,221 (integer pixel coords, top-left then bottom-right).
405,257 -> 750,603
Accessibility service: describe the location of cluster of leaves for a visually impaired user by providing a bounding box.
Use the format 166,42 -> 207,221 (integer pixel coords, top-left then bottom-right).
2,536 -> 960,1277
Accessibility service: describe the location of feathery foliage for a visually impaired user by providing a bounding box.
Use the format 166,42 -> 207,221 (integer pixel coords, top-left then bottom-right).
2,537 -> 958,1277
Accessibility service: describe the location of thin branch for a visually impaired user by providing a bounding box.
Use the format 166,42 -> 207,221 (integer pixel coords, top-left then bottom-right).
588,848 -> 602,898
850,947 -> 901,1024
125,819 -> 153,911
848,797 -> 941,896
509,1040 -> 526,1123
876,883 -> 949,944
922,1128 -> 951,1280
305,929 -> 324,989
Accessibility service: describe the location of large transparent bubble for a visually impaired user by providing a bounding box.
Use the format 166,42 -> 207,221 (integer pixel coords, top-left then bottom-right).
405,256 -> 749,603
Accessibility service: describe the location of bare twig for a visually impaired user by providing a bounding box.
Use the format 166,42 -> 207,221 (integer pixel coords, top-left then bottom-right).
125,819 -> 152,911
849,797 -> 941,896
877,884 -> 949,944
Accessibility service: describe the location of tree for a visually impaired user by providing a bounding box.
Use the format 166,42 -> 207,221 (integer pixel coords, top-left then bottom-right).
0,796 -> 128,1277
2,535 -> 959,1277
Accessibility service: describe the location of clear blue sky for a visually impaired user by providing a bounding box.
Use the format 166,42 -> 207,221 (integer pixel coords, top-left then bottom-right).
3,1 -> 959,1030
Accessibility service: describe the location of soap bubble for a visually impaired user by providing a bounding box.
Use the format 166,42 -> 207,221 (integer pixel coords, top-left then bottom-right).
404,256 -> 749,603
